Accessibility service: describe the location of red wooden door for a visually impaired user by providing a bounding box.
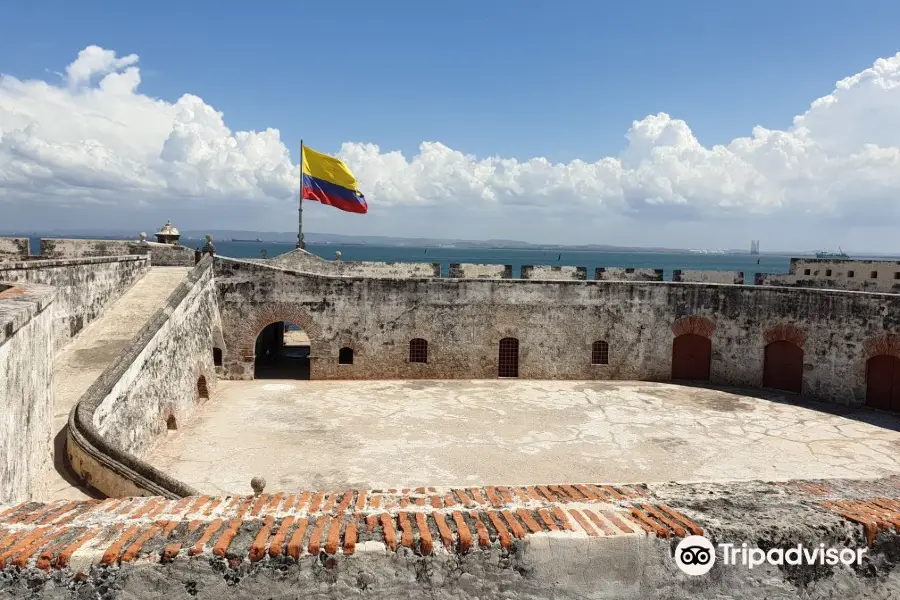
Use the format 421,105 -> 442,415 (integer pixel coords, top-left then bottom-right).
866,355 -> 900,412
498,338 -> 519,378
763,341 -> 803,394
671,334 -> 711,381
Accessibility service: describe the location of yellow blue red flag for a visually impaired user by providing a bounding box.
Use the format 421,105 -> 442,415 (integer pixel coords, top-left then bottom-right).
301,145 -> 368,214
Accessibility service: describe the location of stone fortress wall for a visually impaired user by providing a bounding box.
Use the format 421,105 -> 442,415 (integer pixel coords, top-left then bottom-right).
214,257 -> 900,405
5,236 -> 900,596
757,257 -> 900,293
0,280 -> 56,503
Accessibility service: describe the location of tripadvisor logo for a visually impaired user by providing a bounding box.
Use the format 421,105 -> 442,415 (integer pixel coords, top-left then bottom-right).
674,536 -> 867,576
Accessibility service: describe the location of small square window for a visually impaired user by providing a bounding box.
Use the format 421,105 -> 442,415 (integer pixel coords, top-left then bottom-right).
871,271 -> 878,279
803,269 -> 811,275
848,270 -> 855,278
825,269 -> 832,276
895,272 -> 900,280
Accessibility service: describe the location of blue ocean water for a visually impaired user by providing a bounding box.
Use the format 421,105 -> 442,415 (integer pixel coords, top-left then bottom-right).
26,235 -> 794,280
207,240 -> 791,281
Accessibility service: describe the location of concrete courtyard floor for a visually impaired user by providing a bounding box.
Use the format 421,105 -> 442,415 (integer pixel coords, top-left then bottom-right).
148,380 -> 900,495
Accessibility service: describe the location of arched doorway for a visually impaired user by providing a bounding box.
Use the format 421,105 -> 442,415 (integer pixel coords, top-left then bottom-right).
763,340 -> 803,393
671,334 -> 711,381
498,338 -> 519,378
866,355 -> 900,412
254,321 -> 311,379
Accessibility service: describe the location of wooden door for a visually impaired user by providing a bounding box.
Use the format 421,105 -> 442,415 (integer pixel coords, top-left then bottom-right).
671,334 -> 711,381
498,338 -> 519,378
763,341 -> 803,394
866,355 -> 900,412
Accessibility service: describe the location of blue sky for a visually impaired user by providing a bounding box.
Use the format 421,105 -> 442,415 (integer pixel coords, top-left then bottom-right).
5,0 -> 899,163
3,1 -> 900,250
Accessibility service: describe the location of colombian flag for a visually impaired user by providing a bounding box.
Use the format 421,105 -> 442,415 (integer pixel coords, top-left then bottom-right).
301,145 -> 368,214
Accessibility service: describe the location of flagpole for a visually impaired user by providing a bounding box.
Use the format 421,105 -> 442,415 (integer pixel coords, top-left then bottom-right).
297,139 -> 305,249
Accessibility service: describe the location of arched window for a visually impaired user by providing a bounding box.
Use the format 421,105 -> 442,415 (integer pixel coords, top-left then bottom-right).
166,414 -> 178,431
339,347 -> 354,365
409,338 -> 428,363
213,347 -> 223,366
591,341 -> 609,365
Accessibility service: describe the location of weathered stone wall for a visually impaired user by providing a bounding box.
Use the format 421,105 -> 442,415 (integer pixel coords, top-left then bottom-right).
268,248 -> 440,278
521,265 -> 587,280
0,281 -> 55,503
215,258 -> 900,405
757,258 -> 900,293
0,256 -> 150,353
67,258 -> 218,498
39,238 -> 196,266
449,263 -> 513,279
0,237 -> 29,262
595,267 -> 664,281
673,270 -> 744,284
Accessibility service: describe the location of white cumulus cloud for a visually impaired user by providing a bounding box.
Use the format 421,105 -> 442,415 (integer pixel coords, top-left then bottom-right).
2,45 -> 900,249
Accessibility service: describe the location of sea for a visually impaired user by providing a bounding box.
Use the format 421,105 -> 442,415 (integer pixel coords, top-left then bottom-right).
24,235 -> 803,280
195,239 -> 793,281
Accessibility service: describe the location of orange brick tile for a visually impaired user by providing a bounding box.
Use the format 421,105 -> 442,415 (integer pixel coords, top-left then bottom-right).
308,516 -> 328,555
131,498 -> 164,520
429,495 -> 442,509
212,519 -> 242,558
101,525 -> 141,565
12,526 -> 62,568
354,491 -> 367,512
323,492 -> 338,513
568,510 -> 597,536
474,519 -> 490,549
37,531 -> 80,570
561,485 -> 585,501
486,511 -> 511,550
249,516 -> 275,562
573,484 -> 599,501
201,498 -> 223,517
629,507 -> 668,537
170,497 -> 194,517
536,508 -> 559,531
515,509 -> 543,534
485,487 -> 504,507
500,510 -> 526,538
250,494 -> 270,517
280,494 -> 297,513
161,543 -> 182,563
308,492 -> 325,513
398,512 -> 414,549
266,493 -> 285,512
235,497 -> 253,519
452,511 -> 473,554
287,517 -> 309,559
497,487 -> 514,504
380,513 -> 397,551
581,509 -> 615,536
325,517 -> 342,554
415,513 -> 433,555
295,491 -> 311,512
186,496 -> 211,516
600,510 -> 634,534
656,505 -> 703,536
121,525 -> 162,563
639,504 -> 687,538
454,489 -> 475,507
336,491 -> 354,514
189,519 -> 223,556
601,485 -> 626,500
551,507 -> 573,530
56,528 -> 100,568
268,516 -> 294,557
343,521 -> 358,555
433,512 -> 453,550
469,488 -> 487,505
537,486 -> 558,502
369,494 -> 382,510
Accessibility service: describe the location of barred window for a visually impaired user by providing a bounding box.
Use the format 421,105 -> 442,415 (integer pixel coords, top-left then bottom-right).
591,340 -> 610,365
409,338 -> 428,363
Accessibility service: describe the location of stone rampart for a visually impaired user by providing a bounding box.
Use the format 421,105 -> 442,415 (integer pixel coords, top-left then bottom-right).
521,265 -> 588,280
66,257 -> 219,498
448,263 -> 513,279
215,258 -> 900,404
0,237 -> 29,262
0,476 -> 897,598
0,281 -> 55,503
757,257 -> 900,293
673,269 -> 744,284
268,248 -> 440,278
595,267 -> 664,281
39,238 -> 196,266
0,256 -> 150,353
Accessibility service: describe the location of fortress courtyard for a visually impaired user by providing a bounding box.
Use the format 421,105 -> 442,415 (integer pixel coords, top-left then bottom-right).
149,379 -> 900,495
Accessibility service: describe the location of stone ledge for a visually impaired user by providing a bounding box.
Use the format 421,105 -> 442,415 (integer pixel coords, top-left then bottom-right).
0,255 -> 149,271
0,280 -> 56,347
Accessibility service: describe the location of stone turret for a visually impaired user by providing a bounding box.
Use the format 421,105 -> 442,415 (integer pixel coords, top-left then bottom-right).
154,220 -> 181,245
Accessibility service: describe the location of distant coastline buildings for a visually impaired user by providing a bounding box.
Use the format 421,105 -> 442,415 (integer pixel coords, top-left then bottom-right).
750,240 -> 760,255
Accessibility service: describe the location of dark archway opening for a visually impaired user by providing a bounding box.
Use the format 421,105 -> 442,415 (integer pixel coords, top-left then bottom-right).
254,321 -> 311,380
763,340 -> 803,394
166,414 -> 178,431
866,354 -> 900,412
339,347 -> 354,365
498,337 -> 519,378
213,347 -> 223,366
671,333 -> 711,381
197,375 -> 210,403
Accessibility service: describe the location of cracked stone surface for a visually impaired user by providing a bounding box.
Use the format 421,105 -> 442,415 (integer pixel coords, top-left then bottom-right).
147,380 -> 900,495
